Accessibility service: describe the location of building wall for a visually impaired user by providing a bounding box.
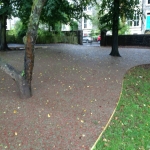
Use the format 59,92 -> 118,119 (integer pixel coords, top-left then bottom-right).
61,24 -> 70,31
142,0 -> 150,33
7,17 -> 19,30
127,0 -> 142,34
101,34 -> 150,47
128,0 -> 150,34
80,5 -> 93,36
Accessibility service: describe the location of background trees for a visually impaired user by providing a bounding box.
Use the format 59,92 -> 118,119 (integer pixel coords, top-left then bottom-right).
0,0 -> 96,51
0,0 -> 21,50
98,0 -> 141,56
18,0 -> 96,32
0,0 -> 28,50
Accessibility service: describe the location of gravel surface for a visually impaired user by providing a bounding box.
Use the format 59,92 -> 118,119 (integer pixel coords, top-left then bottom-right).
0,44 -> 150,150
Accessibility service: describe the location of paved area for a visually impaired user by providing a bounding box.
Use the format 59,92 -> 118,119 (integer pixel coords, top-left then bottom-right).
8,42 -> 100,49
0,44 -> 150,150
82,42 -> 100,47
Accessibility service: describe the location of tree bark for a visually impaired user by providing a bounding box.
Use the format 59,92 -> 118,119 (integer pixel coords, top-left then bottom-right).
0,59 -> 31,98
23,0 -> 47,98
110,0 -> 121,57
0,14 -> 10,51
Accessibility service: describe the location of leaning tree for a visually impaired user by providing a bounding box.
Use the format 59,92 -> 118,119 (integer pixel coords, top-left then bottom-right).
0,0 -> 47,98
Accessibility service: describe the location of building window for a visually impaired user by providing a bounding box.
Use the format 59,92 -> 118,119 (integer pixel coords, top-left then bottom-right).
134,12 -> 139,26
127,20 -> 132,26
84,18 -> 87,28
127,12 -> 139,27
135,0 -> 139,4
148,0 -> 150,4
62,24 -> 66,30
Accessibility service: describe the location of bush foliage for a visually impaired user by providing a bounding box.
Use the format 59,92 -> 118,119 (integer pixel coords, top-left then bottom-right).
6,21 -> 78,44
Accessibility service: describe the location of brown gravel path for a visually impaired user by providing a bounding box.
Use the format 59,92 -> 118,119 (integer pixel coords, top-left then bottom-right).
0,44 -> 150,150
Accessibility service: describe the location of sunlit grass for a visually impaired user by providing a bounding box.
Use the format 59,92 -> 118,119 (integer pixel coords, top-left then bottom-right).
93,65 -> 150,150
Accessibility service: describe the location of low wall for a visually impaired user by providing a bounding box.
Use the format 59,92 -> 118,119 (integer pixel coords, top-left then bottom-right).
101,33 -> 150,47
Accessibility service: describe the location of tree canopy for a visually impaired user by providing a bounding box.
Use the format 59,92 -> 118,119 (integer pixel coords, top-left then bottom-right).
0,0 -> 23,50
0,0 -> 96,50
0,0 -> 22,17
98,0 -> 141,31
17,0 -> 97,30
98,0 -> 142,56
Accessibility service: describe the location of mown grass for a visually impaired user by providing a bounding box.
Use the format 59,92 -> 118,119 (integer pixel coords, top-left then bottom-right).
93,65 -> 150,150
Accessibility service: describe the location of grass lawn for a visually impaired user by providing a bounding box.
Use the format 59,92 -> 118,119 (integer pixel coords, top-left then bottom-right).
92,65 -> 150,150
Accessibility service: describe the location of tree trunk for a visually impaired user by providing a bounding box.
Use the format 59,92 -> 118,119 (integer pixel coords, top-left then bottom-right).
23,0 -> 47,98
0,14 -> 9,51
110,0 -> 121,57
48,22 -> 51,32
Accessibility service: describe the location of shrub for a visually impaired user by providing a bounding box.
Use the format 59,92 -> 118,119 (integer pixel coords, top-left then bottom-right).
7,21 -> 78,44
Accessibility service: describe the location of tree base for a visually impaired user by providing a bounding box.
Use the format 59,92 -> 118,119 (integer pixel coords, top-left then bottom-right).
109,51 -> 121,57
0,45 -> 11,51
17,78 -> 32,99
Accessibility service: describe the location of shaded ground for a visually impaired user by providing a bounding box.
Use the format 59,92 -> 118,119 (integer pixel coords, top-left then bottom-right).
0,44 -> 150,150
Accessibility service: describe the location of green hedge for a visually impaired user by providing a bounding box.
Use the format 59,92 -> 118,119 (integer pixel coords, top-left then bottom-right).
7,31 -> 78,44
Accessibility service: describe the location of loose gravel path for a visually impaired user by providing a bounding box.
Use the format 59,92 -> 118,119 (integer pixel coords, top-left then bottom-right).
0,44 -> 150,150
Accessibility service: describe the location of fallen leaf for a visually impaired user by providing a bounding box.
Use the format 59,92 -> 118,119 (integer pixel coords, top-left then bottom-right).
103,138 -> 107,142
81,120 -> 84,123
13,110 -> 17,114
